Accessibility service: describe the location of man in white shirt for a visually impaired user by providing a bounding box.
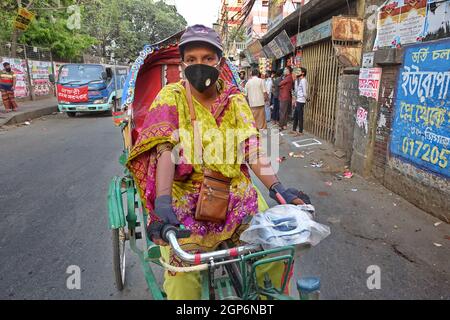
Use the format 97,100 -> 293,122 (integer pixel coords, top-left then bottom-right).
264,71 -> 274,122
292,67 -> 308,135
244,68 -> 268,129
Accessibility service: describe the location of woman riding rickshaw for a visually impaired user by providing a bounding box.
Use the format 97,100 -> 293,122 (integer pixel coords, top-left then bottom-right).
124,24 -> 312,300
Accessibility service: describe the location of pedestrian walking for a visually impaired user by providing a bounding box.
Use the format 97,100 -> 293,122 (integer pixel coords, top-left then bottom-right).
271,69 -> 282,125
264,70 -> 274,123
291,67 -> 309,136
0,62 -> 18,112
244,68 -> 268,130
278,66 -> 293,131
239,70 -> 247,88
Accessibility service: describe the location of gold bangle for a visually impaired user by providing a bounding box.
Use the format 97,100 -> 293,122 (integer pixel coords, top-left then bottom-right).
156,142 -> 173,160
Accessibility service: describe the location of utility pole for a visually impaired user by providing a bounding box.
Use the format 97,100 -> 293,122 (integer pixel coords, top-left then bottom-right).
10,0 -> 22,58
11,0 -> 34,58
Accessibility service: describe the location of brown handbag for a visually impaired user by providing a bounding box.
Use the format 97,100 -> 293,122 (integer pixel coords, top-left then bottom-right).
184,81 -> 231,223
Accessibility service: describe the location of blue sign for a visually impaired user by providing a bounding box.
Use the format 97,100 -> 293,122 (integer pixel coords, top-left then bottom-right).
390,38 -> 450,178
296,19 -> 332,47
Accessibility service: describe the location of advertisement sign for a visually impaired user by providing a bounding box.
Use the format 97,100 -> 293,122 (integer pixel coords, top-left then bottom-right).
14,7 -> 35,31
390,39 -> 450,178
268,39 -> 284,59
268,0 -> 285,30
359,68 -> 382,100
53,62 -> 66,81
274,30 -> 295,56
373,0 -> 427,49
1,57 -> 29,98
28,60 -> 52,96
423,0 -> 450,42
297,19 -> 332,47
362,52 -> 375,68
263,45 -> 277,59
248,40 -> 266,60
57,85 -> 89,103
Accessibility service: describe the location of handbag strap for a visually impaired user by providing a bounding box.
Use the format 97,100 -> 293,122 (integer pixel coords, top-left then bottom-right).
184,81 -> 228,166
184,80 -> 225,121
185,80 -> 196,122
184,81 -> 202,161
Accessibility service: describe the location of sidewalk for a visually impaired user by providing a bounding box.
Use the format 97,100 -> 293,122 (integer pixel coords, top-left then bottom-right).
0,96 -> 58,127
258,121 -> 450,299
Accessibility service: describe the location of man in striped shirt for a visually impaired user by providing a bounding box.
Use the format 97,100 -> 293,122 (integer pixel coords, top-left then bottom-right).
0,62 -> 18,112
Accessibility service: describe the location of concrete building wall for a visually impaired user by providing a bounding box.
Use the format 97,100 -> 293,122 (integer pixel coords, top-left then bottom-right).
334,0 -> 450,221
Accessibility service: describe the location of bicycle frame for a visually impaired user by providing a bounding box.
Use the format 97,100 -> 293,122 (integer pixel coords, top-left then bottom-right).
108,170 -> 299,300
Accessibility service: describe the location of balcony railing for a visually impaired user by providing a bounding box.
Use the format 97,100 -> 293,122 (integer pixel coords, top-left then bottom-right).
235,42 -> 246,50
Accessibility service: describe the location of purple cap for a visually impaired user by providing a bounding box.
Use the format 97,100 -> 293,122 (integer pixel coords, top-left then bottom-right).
179,24 -> 223,52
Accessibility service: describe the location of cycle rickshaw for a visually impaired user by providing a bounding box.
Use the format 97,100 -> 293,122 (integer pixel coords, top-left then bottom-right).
107,31 -> 323,300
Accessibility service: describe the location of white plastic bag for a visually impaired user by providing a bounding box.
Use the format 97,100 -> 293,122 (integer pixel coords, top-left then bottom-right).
240,205 -> 331,249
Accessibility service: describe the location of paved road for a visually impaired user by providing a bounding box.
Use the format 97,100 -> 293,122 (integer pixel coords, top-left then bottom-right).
0,113 -> 449,300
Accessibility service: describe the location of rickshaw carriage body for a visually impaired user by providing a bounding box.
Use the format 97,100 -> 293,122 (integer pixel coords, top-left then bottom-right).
107,31 -> 320,300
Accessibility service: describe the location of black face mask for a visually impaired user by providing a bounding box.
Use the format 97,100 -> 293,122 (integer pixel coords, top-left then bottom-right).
184,63 -> 220,93
5,67 -> 11,72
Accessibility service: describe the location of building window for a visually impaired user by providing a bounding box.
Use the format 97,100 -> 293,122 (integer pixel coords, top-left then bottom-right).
262,0 -> 269,6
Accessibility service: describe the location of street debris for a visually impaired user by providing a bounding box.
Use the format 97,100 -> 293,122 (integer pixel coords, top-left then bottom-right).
343,170 -> 353,179
289,152 -> 305,158
434,222 -> 442,227
24,121 -> 31,126
394,225 -> 398,229
325,181 -> 333,187
433,243 -> 443,247
393,203 -> 397,207
305,150 -> 315,155
351,188 -> 358,192
277,156 -> 287,163
444,235 -> 450,241
334,150 -> 346,159
317,191 -> 330,197
327,217 -> 341,224
335,174 -> 343,180
310,160 -> 323,168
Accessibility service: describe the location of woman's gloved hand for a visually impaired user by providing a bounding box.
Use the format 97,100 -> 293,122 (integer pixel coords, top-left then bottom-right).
147,195 -> 180,242
154,195 -> 180,225
269,182 -> 311,205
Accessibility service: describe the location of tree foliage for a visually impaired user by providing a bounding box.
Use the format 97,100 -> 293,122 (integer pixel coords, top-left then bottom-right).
1,0 -> 187,62
83,0 -> 187,63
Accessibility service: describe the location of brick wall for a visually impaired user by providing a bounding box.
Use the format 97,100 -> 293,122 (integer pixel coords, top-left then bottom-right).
372,65 -> 398,180
335,73 -> 365,162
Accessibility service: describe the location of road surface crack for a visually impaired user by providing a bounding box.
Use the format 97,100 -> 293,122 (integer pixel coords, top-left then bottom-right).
391,244 -> 416,263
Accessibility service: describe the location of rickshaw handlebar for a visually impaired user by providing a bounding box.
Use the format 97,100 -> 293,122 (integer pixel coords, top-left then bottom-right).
162,225 -> 262,265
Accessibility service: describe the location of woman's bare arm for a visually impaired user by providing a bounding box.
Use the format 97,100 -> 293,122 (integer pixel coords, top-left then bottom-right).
249,156 -> 279,190
155,150 -> 175,197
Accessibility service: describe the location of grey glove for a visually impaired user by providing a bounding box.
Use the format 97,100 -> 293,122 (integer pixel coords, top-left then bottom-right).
147,195 -> 180,241
269,182 -> 311,205
154,195 -> 180,225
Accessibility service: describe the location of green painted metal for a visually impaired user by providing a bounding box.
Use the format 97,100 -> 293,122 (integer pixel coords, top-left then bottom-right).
127,214 -> 164,300
119,152 -> 128,166
107,176 -> 126,229
259,289 -> 296,300
250,254 -> 294,294
201,270 -> 210,300
125,178 -> 137,229
214,277 -> 235,300
239,246 -> 296,300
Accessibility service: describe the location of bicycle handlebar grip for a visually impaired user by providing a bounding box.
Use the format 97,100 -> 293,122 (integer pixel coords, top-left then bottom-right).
160,224 -> 191,243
